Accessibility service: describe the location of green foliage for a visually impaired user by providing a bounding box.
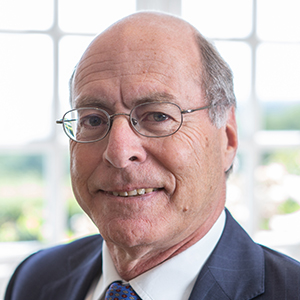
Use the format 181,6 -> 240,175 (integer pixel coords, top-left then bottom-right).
264,102 -> 300,131
277,198 -> 300,215
0,196 -> 44,241
67,197 -> 83,217
0,154 -> 45,241
262,150 -> 300,176
260,218 -> 270,231
0,154 -> 43,175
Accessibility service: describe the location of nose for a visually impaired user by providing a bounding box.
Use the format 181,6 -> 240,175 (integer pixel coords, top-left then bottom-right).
103,116 -> 147,168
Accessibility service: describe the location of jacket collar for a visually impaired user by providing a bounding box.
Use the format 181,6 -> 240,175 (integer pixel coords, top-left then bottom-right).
189,209 -> 265,300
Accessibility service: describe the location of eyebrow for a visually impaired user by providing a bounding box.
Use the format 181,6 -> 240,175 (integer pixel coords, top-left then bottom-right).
134,92 -> 177,105
74,97 -> 110,110
74,92 -> 177,110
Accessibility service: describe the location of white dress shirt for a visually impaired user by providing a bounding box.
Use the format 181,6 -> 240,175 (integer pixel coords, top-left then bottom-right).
86,210 -> 226,300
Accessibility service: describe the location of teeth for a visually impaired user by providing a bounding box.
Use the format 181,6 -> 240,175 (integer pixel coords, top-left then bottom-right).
137,188 -> 145,195
128,190 -> 137,196
110,188 -> 156,197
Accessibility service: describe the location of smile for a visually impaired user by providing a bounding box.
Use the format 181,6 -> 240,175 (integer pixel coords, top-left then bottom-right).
108,188 -> 158,197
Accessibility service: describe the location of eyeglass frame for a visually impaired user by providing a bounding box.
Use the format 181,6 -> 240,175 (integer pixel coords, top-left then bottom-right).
56,101 -> 212,143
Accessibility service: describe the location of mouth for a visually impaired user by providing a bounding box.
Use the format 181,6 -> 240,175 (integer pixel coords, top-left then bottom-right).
107,188 -> 159,197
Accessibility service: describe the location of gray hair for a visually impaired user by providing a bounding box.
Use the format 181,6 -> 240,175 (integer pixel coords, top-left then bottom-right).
195,33 -> 236,128
69,67 -> 76,107
194,33 -> 237,176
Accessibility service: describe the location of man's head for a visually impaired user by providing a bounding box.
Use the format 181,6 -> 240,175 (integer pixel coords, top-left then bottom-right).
69,14 -> 236,129
68,12 -> 238,265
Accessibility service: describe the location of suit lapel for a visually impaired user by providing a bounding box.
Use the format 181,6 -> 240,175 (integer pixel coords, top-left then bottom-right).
189,266 -> 231,299
41,237 -> 103,300
189,210 -> 265,300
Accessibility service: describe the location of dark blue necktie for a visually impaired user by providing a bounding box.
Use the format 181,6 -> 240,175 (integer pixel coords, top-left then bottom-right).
105,281 -> 142,300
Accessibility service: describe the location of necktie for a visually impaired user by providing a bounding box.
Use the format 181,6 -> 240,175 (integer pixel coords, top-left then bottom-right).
105,281 -> 141,300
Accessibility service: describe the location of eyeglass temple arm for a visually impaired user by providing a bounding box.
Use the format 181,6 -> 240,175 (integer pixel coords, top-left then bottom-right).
181,104 -> 211,114
56,118 -> 77,124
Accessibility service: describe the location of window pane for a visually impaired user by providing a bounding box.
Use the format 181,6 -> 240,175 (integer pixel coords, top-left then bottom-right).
0,154 -> 45,242
214,41 -> 252,102
61,154 -> 97,240
254,149 -> 300,259
257,0 -> 300,42
256,43 -> 300,101
256,149 -> 300,227
59,35 -> 95,114
263,102 -> 300,130
0,34 -> 53,145
182,0 -> 253,38
59,0 -> 136,34
227,153 -> 252,230
0,0 -> 53,30
68,195 -> 98,239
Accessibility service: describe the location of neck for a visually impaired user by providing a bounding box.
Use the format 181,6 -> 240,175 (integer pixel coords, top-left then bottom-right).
106,209 -> 223,281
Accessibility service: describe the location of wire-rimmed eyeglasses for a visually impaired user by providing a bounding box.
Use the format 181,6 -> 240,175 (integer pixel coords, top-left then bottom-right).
56,101 -> 211,143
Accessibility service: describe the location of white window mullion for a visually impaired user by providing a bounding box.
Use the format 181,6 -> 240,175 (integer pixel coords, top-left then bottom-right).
45,0 -> 67,244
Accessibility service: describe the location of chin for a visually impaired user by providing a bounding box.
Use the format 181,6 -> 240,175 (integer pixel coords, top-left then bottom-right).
103,217 -> 162,248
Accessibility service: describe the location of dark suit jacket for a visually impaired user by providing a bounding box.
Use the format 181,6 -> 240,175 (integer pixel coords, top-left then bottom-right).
5,210 -> 300,299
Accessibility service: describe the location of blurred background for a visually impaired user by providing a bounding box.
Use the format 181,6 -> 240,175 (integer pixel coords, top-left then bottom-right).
0,0 -> 300,298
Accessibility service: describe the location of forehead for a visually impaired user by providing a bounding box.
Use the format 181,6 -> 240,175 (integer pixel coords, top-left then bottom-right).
72,15 -> 202,108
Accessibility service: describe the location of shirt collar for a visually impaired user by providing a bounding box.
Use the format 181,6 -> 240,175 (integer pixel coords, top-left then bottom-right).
93,210 -> 226,300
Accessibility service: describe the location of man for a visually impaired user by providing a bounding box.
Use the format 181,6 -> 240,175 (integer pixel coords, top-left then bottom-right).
5,12 -> 300,300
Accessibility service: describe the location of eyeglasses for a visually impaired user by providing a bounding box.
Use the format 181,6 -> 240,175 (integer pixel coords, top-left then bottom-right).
56,101 -> 211,143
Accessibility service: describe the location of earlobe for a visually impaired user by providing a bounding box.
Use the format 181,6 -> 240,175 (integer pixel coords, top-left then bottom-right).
223,106 -> 238,172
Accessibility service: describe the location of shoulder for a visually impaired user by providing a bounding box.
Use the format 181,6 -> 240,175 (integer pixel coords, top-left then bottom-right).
220,210 -> 300,298
225,210 -> 300,276
22,234 -> 103,271
261,244 -> 300,278
5,235 -> 103,300
252,245 -> 300,299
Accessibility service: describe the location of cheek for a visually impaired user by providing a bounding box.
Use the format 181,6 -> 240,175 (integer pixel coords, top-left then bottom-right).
70,145 -> 86,185
70,143 -> 101,210
158,130 -> 223,204
157,131 -> 209,177
70,143 -> 102,179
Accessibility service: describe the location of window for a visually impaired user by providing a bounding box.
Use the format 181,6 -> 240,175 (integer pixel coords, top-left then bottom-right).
1,0 -> 300,297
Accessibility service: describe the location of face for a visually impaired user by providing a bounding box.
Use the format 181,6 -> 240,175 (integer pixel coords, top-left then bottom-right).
70,15 -> 237,255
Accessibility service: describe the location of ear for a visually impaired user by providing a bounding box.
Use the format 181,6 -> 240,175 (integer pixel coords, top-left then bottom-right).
222,106 -> 238,173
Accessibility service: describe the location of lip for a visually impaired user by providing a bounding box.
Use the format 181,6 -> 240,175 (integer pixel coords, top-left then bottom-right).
103,188 -> 161,197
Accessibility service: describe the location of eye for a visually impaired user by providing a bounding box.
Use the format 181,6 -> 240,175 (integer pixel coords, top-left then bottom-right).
152,112 -> 169,122
142,111 -> 170,123
80,114 -> 106,128
87,115 -> 102,126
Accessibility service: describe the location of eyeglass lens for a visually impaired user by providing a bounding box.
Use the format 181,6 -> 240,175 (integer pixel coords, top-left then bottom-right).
62,102 -> 183,142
